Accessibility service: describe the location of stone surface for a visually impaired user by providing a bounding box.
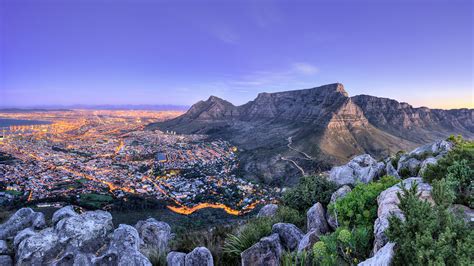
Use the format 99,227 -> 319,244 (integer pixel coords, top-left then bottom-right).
373,178 -> 432,253
0,255 -> 12,266
418,157 -> 438,176
167,251 -> 186,266
52,205 -> 78,225
450,204 -> 474,223
257,204 -> 279,218
241,233 -> 283,266
0,208 -> 46,240
397,157 -> 421,177
135,218 -> 171,255
329,154 -> 385,185
271,223 -> 304,251
13,228 -> 35,250
16,228 -> 61,265
327,185 -> 352,229
185,247 -> 213,266
307,202 -> 329,235
358,242 -> 395,266
55,210 -> 113,253
0,240 -> 7,254
385,161 -> 400,179
297,230 -> 320,252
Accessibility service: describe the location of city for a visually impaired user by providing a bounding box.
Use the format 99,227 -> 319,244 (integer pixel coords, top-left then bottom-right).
0,110 -> 276,216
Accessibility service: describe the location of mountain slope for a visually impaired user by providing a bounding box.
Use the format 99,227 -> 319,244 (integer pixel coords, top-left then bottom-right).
148,83 -> 473,185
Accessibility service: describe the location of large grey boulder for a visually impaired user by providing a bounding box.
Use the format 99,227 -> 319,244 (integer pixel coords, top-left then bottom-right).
52,206 -> 78,225
257,204 -> 279,218
329,154 -> 385,185
94,224 -> 151,266
55,210 -> 113,253
50,251 -> 95,266
358,242 -> 395,266
385,161 -> 400,179
0,240 -> 7,254
418,157 -> 438,176
241,233 -> 283,266
450,204 -> 474,223
0,255 -> 12,266
185,247 -> 213,266
0,208 -> 46,240
307,203 -> 329,235
409,140 -> 452,158
135,218 -> 171,256
373,178 -> 433,253
297,230 -> 320,252
327,185 -> 352,230
397,157 -> 421,177
271,223 -> 304,251
167,251 -> 186,266
16,228 -> 61,265
13,228 -> 35,250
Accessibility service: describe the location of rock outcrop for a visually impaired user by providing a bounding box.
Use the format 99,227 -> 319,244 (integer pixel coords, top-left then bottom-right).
358,242 -> 395,266
0,206 -> 175,265
327,185 -> 352,229
241,233 -> 283,266
0,255 -> 12,266
0,208 -> 46,240
328,154 -> 385,185
185,247 -> 214,266
257,204 -> 279,218
307,203 -> 329,235
373,178 -> 433,253
135,218 -> 171,256
297,230 -> 320,252
167,251 -> 186,266
271,223 -> 304,251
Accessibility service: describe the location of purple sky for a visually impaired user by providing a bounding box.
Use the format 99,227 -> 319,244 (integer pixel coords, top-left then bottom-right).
0,0 -> 472,109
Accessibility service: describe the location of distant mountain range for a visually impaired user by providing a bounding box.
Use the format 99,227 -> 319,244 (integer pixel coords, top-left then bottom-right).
148,83 -> 474,185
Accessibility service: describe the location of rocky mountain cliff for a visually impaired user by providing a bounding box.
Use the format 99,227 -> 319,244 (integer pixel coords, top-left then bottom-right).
148,83 -> 473,185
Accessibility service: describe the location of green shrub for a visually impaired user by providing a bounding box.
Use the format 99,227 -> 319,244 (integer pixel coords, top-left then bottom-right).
390,150 -> 406,168
386,179 -> 474,265
328,176 -> 398,229
274,205 -> 305,228
281,250 -> 310,266
423,138 -> 474,207
146,249 -> 167,266
282,175 -> 338,212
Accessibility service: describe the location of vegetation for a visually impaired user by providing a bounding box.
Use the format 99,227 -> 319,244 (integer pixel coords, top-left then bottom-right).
282,175 -> 338,212
281,250 -> 310,266
79,193 -> 113,209
386,179 -> 474,265
146,249 -> 167,266
423,136 -> 474,207
222,206 -> 304,263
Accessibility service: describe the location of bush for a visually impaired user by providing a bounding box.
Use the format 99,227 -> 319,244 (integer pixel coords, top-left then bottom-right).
386,179 -> 474,265
223,205 -> 304,262
282,175 -> 338,212
281,250 -> 310,266
328,176 -> 398,229
146,249 -> 167,266
423,137 -> 474,207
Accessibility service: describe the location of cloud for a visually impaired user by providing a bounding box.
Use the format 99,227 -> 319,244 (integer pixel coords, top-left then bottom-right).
292,62 -> 319,75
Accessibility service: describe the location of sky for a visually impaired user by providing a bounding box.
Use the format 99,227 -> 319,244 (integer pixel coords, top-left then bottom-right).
0,0 -> 472,109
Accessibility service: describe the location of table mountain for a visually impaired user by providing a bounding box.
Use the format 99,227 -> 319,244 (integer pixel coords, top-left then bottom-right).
148,83 -> 473,185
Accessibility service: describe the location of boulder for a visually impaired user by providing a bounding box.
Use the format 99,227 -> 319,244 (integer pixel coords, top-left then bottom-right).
329,154 -> 385,185
0,208 -> 46,240
55,210 -> 113,253
50,251 -> 95,266
167,251 -> 186,266
241,233 -> 283,266
185,247 -> 213,266
135,218 -> 171,255
271,223 -> 304,251
52,206 -> 78,225
373,178 -> 432,253
297,230 -> 320,252
358,242 -> 395,266
307,203 -> 329,235
94,224 -> 151,266
13,228 -> 36,250
0,240 -> 7,254
16,228 -> 61,265
409,140 -> 452,158
327,185 -> 352,229
257,204 -> 279,218
397,157 -> 421,177
0,255 -> 12,266
385,161 -> 400,179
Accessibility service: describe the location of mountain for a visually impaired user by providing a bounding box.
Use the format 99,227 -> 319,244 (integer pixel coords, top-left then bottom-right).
148,83 -> 473,185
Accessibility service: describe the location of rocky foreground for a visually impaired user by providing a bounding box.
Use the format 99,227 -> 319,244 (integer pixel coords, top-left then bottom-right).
0,139 -> 472,266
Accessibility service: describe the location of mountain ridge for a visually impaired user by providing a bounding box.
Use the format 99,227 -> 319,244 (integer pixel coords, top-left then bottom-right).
148,83 -> 473,185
